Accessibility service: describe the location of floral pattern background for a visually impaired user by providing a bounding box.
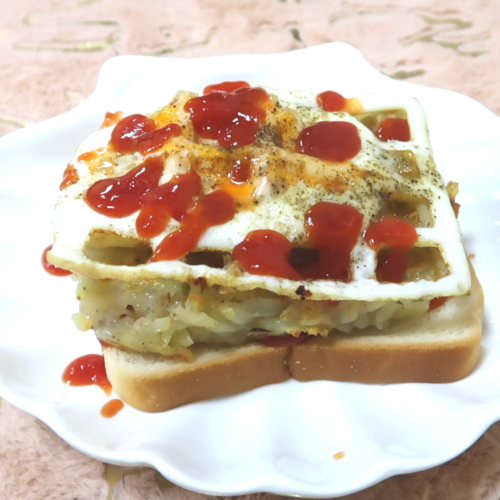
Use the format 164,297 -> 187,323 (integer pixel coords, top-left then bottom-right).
1,0 -> 499,498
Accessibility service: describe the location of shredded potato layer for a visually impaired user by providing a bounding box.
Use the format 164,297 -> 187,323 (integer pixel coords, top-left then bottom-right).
73,275 -> 431,357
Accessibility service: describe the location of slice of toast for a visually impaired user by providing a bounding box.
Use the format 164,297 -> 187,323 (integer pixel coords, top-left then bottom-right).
104,267 -> 483,412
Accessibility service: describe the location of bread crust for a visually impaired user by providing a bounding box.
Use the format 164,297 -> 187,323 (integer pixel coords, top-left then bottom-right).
104,267 -> 484,412
291,267 -> 483,383
104,343 -> 289,412
288,324 -> 481,384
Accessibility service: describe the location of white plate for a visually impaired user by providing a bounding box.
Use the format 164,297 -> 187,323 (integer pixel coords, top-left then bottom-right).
1,43 -> 499,498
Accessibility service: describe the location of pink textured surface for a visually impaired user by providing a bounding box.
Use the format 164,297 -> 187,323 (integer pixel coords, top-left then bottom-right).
1,1 -> 500,498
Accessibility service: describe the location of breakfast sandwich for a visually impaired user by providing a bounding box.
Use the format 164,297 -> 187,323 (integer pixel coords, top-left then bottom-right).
48,82 -> 483,411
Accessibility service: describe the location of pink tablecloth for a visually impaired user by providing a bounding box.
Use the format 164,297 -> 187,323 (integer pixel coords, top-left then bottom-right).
1,1 -> 499,498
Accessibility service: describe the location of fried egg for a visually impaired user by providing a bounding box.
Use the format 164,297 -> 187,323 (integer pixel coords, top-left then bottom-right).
48,87 -> 470,302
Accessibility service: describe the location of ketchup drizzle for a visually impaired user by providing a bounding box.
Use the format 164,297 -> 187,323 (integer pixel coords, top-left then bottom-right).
136,171 -> 202,239
111,114 -> 156,153
62,354 -> 112,395
429,296 -> 448,310
110,114 -> 181,154
233,203 -> 363,282
150,190 -> 236,262
42,245 -> 72,277
296,121 -> 361,163
364,217 -> 418,283
137,124 -> 182,155
85,156 -> 164,218
101,399 -> 124,418
233,230 -> 302,280
299,203 -> 363,281
374,118 -> 411,142
184,87 -> 269,147
316,91 -> 346,112
203,81 -> 250,94
375,248 -> 408,284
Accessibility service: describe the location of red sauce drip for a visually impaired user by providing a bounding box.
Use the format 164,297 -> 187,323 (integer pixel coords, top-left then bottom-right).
375,248 -> 408,283
233,203 -> 363,282
324,300 -> 340,308
364,217 -> 418,283
296,121 -> 361,162
429,296 -> 448,310
151,191 -> 236,261
232,230 -> 301,280
229,159 -> 252,184
137,124 -> 182,155
136,171 -> 202,239
101,111 -> 124,128
101,399 -> 124,418
62,354 -> 111,395
203,81 -> 250,94
299,203 -> 364,281
316,91 -> 346,112
85,156 -> 163,218
60,164 -> 79,190
111,114 -> 156,153
375,118 -> 411,142
365,217 -> 418,250
184,87 -> 269,147
110,114 -> 181,154
306,203 -> 362,250
259,332 -> 309,347
42,245 -> 72,277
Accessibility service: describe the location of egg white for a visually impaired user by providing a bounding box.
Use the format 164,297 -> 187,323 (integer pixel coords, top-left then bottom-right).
49,89 -> 471,301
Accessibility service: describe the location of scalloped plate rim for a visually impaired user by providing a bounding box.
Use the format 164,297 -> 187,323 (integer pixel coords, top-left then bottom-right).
0,42 -> 499,498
